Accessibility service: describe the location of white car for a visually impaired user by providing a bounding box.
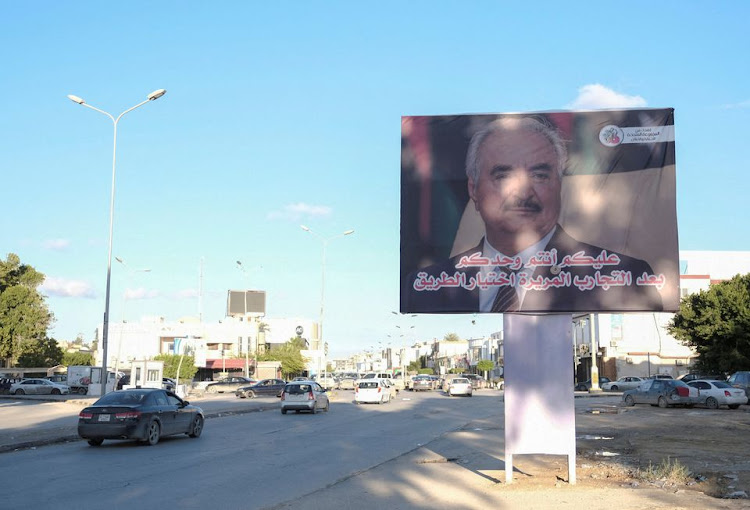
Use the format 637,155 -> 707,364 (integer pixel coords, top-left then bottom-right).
11,378 -> 70,395
315,374 -> 338,390
448,377 -> 473,397
355,379 -> 392,404
280,381 -> 329,414
687,380 -> 748,409
600,376 -> 645,392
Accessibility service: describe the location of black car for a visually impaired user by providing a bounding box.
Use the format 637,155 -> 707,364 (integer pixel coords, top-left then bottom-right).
574,377 -> 611,391
235,378 -> 286,398
78,388 -> 204,446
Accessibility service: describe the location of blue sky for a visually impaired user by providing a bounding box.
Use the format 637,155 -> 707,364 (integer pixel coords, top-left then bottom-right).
2,2 -> 749,358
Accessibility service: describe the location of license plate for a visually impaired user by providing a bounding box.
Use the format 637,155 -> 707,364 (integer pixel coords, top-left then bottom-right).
98,414 -> 111,422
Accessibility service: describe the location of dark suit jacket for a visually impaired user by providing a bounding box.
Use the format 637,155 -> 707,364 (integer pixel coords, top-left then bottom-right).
402,225 -> 663,313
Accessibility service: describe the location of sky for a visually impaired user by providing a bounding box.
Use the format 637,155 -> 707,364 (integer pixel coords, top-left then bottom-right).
2,2 -> 749,358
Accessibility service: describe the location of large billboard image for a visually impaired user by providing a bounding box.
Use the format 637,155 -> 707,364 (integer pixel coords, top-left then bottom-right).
400,109 -> 679,314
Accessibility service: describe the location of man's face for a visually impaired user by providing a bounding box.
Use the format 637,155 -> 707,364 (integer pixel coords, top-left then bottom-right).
468,128 -> 562,254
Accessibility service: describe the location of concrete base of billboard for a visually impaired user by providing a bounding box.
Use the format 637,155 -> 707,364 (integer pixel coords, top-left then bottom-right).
503,313 -> 576,484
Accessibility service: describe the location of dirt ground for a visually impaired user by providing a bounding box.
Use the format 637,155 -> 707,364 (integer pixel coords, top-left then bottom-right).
513,400 -> 750,500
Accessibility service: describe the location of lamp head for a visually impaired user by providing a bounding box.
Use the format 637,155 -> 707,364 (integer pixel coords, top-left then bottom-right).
147,89 -> 167,101
343,229 -> 355,236
67,94 -> 85,105
300,225 -> 311,232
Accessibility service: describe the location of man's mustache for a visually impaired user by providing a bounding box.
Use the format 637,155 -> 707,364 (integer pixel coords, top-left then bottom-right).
505,197 -> 542,212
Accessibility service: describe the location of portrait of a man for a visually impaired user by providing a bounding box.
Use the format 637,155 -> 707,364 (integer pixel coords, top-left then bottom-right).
400,110 -> 678,314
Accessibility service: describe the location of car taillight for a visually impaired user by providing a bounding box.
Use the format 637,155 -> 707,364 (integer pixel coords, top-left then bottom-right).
725,390 -> 732,397
377,387 -> 381,393
115,411 -> 141,420
308,391 -> 315,400
79,411 -> 93,419
676,386 -> 689,397
281,393 -> 286,401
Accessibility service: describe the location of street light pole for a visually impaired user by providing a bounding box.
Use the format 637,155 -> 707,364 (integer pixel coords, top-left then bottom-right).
68,89 -> 166,396
300,225 -> 354,378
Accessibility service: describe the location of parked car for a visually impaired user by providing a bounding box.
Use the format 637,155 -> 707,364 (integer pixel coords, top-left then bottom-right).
235,378 -> 286,398
280,381 -> 329,414
77,388 -> 204,446
727,371 -> 750,398
162,378 -> 177,391
46,374 -> 68,384
600,376 -> 644,392
355,379 -> 392,404
338,376 -> 357,390
678,373 -> 725,384
117,374 -> 130,390
315,374 -> 338,390
411,375 -> 435,391
574,377 -> 611,391
688,380 -> 748,409
647,374 -> 674,380
622,378 -> 697,408
206,376 -> 256,394
10,378 -> 70,395
464,374 -> 487,389
0,378 -> 13,394
447,377 -> 473,397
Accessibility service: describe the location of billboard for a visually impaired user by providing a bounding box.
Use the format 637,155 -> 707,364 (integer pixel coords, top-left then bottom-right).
227,290 -> 266,317
400,109 -> 679,314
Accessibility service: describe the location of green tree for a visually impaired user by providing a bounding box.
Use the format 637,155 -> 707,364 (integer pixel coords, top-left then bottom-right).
0,253 -> 54,364
62,351 -> 95,366
477,359 -> 494,377
17,337 -> 64,367
258,337 -> 308,379
444,333 -> 461,342
154,354 -> 199,380
668,273 -> 750,374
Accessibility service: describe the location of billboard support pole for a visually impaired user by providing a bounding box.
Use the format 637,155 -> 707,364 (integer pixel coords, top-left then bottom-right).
504,313 -> 576,485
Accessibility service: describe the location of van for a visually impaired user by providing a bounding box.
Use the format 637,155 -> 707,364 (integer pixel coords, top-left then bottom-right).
727,371 -> 750,398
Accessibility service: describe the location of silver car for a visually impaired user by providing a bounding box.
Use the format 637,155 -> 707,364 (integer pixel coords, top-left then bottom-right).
447,377 -> 473,397
280,381 -> 329,414
11,378 -> 70,395
601,376 -> 645,392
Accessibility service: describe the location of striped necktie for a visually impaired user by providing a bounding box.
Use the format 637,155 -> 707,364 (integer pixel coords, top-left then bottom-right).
491,267 -> 519,312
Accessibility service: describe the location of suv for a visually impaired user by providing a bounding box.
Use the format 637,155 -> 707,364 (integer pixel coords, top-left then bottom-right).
727,371 -> 750,398
464,374 -> 486,389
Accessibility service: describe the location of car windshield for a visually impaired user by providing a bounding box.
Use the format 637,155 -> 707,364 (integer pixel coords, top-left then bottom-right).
453,378 -> 469,384
95,391 -> 149,405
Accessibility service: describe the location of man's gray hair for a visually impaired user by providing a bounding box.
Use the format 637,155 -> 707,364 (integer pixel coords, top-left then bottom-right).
465,116 -> 568,189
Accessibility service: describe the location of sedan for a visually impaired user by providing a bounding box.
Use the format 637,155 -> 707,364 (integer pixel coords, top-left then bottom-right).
235,378 -> 286,398
10,378 -> 70,395
280,381 -> 329,414
411,375 -> 434,392
355,379 -> 392,404
77,388 -> 204,446
600,376 -> 644,392
622,379 -> 697,408
338,377 -> 357,390
687,380 -> 748,409
448,377 -> 473,397
574,377 -> 611,391
205,376 -> 256,394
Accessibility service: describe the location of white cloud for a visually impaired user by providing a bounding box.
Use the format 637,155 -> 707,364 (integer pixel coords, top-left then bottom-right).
721,99 -> 750,110
567,84 -> 647,110
42,239 -> 71,251
174,288 -> 199,299
41,277 -> 97,298
267,202 -> 332,221
124,288 -> 160,300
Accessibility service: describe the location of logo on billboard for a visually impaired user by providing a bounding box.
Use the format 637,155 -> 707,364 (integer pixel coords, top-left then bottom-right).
599,125 -> 624,147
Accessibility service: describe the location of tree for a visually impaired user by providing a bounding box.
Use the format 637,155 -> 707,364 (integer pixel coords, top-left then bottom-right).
258,337 -> 308,379
0,253 -> 54,364
17,337 -> 64,367
62,351 -> 95,366
444,333 -> 461,342
668,273 -> 750,374
477,359 -> 494,379
154,354 -> 199,380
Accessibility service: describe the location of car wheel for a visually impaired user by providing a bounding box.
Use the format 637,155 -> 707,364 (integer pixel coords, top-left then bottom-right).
611,385 -> 619,391
469,393 -> 473,397
324,401 -> 330,412
87,438 -> 104,447
311,404 -> 318,414
15,389 -> 25,395
624,395 -> 635,406
52,389 -> 61,395
728,404 -> 740,410
245,390 -> 256,399
188,415 -> 204,438
145,420 -> 161,446
706,397 -> 719,410
281,408 -> 287,414
657,396 -> 669,408
78,388 -> 87,395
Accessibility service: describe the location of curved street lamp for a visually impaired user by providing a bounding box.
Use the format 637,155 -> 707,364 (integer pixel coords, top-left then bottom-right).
68,89 -> 166,395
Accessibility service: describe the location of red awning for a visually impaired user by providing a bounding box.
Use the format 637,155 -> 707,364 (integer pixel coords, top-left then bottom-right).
204,359 -> 253,370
